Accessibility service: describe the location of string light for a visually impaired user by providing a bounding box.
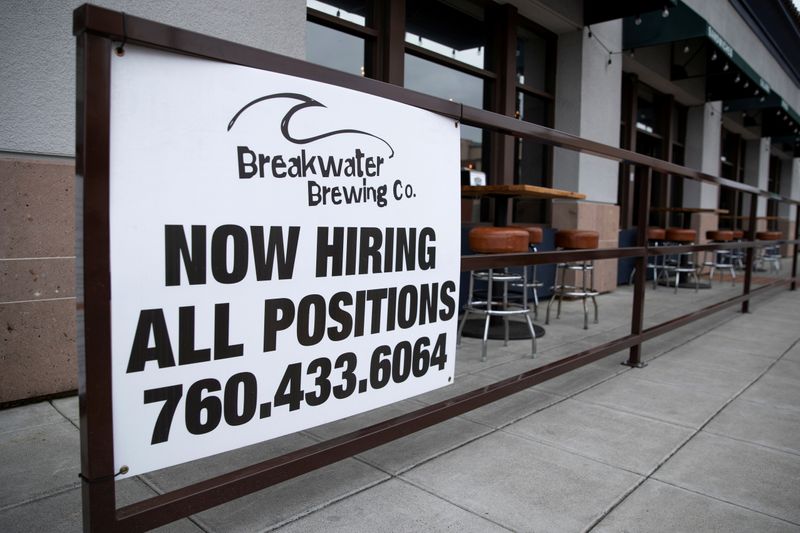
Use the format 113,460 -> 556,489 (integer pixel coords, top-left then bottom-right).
634,15 -> 642,25
662,6 -> 670,17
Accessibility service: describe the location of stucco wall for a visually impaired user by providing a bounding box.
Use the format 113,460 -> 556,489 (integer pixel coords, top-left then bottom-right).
0,0 -> 306,157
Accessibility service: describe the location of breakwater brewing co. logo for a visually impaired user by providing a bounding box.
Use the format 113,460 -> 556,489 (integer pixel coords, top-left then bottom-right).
228,93 -> 413,208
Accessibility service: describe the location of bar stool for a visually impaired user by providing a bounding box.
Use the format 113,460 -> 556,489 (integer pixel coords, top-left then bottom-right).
629,227 -> 666,289
512,226 -> 544,318
756,231 -> 782,272
664,228 -> 699,293
545,229 -> 599,329
731,229 -> 745,270
457,226 -> 537,361
702,230 -> 736,286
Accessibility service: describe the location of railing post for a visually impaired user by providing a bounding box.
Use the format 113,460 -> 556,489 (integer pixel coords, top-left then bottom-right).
625,166 -> 651,368
793,204 -> 799,291
741,192 -> 758,313
76,28 -> 119,532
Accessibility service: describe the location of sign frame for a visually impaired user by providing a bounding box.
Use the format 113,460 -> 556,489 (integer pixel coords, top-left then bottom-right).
75,4 -> 464,531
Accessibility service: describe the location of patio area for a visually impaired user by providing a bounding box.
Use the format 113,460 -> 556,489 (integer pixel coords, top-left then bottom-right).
1,265 -> 799,532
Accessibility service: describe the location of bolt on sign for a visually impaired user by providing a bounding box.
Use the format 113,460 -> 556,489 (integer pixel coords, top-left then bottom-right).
108,45 -> 460,477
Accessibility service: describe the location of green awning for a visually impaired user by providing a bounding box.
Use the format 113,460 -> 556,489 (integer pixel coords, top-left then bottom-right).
624,1 -> 771,101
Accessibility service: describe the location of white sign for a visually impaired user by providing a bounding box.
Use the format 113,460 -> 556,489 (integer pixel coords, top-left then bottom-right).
108,45 -> 460,477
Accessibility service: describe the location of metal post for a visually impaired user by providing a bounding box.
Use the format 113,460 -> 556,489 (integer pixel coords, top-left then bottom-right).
625,167 -> 651,367
741,192 -> 757,313
77,28 -> 118,531
792,205 -> 799,291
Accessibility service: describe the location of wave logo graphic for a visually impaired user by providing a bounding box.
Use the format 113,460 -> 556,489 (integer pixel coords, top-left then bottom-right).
227,93 -> 394,158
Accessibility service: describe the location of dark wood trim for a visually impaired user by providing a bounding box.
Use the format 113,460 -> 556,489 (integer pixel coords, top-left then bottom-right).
404,42 -> 496,80
516,82 -> 555,101
487,2 -> 517,194
369,0 -> 404,84
307,9 -> 379,38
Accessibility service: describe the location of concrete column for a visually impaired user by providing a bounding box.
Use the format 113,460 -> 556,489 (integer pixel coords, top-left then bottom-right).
742,137 -> 771,229
551,22 -> 622,292
682,102 -> 721,241
778,158 -> 799,255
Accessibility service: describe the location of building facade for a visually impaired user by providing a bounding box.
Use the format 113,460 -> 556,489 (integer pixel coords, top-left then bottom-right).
1,0 -> 799,403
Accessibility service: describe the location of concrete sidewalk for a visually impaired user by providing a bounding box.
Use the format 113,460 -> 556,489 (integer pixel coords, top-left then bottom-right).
2,286 -> 800,532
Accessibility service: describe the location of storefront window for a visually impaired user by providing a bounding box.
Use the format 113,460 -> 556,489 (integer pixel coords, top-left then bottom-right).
405,0 -> 486,69
404,53 -> 485,169
516,27 -> 548,92
306,21 -> 365,76
718,128 -> 745,228
307,0 -> 366,26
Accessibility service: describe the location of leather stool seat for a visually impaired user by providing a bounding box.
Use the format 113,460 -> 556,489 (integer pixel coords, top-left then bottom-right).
706,230 -> 733,241
756,231 -> 782,241
647,227 -> 666,240
732,230 -> 744,240
665,228 -> 696,243
511,224 -> 544,246
469,226 -> 529,253
555,229 -> 599,249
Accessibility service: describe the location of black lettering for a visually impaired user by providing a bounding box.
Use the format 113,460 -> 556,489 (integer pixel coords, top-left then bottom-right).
237,146 -> 257,179
398,285 -> 418,328
272,155 -> 287,177
419,283 -> 438,325
395,228 -> 416,272
359,227 -> 383,274
165,225 -> 206,286
214,303 -> 243,359
297,294 -> 326,346
211,225 -> 249,284
263,298 -> 295,352
127,309 -> 175,372
346,227 -> 358,275
316,227 -> 344,277
419,227 -> 436,269
439,280 -> 457,320
327,291 -> 353,341
252,226 -> 299,281
178,306 -> 211,365
366,288 -> 387,334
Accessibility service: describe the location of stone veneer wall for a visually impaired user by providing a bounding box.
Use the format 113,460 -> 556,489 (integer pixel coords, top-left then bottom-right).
1,158 -> 76,403
551,201 -> 620,294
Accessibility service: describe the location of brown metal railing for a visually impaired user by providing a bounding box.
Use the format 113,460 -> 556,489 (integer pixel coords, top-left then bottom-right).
74,5 -> 800,531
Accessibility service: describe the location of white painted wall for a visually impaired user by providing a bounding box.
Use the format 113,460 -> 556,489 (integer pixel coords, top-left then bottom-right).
778,157 -> 799,219
552,21 -> 622,203
683,102 -> 722,209
685,0 -> 800,112
0,0 -> 306,157
743,137 -> 771,215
